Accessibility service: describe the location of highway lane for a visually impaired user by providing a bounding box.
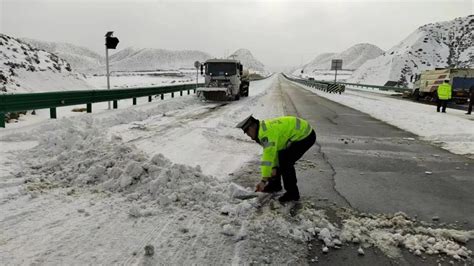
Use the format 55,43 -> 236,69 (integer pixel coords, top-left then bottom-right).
276,75 -> 474,264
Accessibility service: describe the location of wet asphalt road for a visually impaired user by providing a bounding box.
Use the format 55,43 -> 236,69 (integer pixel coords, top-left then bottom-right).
276,75 -> 474,265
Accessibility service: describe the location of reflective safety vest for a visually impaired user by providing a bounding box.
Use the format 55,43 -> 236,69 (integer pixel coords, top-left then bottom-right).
437,82 -> 452,100
258,116 -> 313,180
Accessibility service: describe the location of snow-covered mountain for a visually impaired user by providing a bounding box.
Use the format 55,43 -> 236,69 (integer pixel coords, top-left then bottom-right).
296,43 -> 384,74
109,47 -> 212,72
0,34 -> 91,93
20,38 -> 104,74
228,49 -> 267,74
349,15 -> 474,86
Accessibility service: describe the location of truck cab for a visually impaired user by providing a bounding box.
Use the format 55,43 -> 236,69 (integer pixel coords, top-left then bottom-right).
197,59 -> 249,101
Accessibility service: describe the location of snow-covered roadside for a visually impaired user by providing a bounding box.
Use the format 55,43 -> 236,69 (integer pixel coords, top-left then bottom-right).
0,75 -> 341,264
1,74 -> 473,264
345,86 -> 404,95
107,75 -> 283,178
2,69 -> 203,130
292,81 -> 474,157
85,70 -> 204,89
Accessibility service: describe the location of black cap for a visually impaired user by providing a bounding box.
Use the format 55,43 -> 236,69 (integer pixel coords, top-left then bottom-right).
236,115 -> 257,131
444,79 -> 450,83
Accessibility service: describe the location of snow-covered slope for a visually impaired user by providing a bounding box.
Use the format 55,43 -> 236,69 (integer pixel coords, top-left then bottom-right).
20,38 -> 104,74
295,44 -> 384,75
228,48 -> 267,74
301,53 -> 336,72
0,34 -> 91,93
109,47 -> 212,72
349,15 -> 474,86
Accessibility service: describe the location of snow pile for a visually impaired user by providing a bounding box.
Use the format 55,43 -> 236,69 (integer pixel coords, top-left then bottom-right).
109,47 -> 212,72
12,116 -> 229,209
4,112 -> 345,264
339,210 -> 473,260
295,43 -> 384,74
228,48 -> 267,75
0,34 -> 91,93
21,38 -> 104,74
349,15 -> 474,86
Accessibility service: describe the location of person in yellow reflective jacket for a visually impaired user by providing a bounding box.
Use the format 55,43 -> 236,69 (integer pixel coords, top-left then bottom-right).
437,80 -> 452,113
236,115 -> 316,203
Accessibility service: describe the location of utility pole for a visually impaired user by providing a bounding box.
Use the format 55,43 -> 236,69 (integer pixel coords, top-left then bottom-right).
104,31 -> 119,109
106,46 -> 110,109
194,61 -> 201,91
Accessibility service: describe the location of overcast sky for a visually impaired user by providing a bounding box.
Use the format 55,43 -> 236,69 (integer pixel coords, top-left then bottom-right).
1,0 -> 473,70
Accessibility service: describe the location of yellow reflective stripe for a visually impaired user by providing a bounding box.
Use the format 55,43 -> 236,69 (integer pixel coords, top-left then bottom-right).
260,161 -> 272,166
263,141 -> 275,148
261,120 -> 267,131
303,124 -> 311,136
296,118 -> 301,130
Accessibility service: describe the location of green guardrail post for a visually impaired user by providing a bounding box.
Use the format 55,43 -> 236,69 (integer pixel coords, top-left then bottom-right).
0,113 -> 5,128
171,92 -> 174,98
161,94 -> 164,100
194,88 -> 196,93
113,100 -> 118,109
50,108 -> 57,119
133,98 -> 137,105
148,96 -> 152,102
187,89 -> 190,95
87,103 -> 92,113
180,90 -> 183,96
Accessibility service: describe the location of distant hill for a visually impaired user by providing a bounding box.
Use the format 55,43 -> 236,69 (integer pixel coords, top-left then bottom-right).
20,38 -> 104,74
108,47 -> 212,72
0,34 -> 91,93
349,15 -> 474,86
294,43 -> 384,75
228,49 -> 267,74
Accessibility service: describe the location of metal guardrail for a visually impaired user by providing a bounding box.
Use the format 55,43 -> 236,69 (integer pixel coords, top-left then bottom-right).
283,74 -> 412,94
283,74 -> 346,94
0,83 -> 203,128
337,81 -> 412,93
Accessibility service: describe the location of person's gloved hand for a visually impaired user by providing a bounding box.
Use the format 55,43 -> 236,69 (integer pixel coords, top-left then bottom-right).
271,168 -> 278,177
255,181 -> 267,192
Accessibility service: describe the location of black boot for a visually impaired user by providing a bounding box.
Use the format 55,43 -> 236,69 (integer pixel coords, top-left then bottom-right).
278,191 -> 300,203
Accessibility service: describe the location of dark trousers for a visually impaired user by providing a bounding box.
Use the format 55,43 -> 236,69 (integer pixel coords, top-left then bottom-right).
468,98 -> 473,114
437,99 -> 448,112
274,130 -> 316,196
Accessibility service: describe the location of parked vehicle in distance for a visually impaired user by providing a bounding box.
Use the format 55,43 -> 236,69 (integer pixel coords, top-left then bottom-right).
196,59 -> 249,101
412,68 -> 474,104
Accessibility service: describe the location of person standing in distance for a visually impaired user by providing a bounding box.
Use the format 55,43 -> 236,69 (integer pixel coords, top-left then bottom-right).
466,84 -> 474,115
437,79 -> 452,113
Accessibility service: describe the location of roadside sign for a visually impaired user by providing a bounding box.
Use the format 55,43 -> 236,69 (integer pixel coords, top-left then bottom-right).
331,59 -> 343,70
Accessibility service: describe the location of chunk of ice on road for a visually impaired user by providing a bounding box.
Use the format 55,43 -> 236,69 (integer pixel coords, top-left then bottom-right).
228,182 -> 257,200
322,246 -> 329,253
318,228 -> 331,240
222,224 -> 235,236
358,246 -> 365,255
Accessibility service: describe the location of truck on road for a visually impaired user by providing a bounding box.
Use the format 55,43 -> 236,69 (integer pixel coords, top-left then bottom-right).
413,68 -> 474,104
196,59 -> 249,101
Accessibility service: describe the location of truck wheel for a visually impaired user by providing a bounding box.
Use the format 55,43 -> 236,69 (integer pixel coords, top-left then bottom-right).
234,94 -> 240,101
